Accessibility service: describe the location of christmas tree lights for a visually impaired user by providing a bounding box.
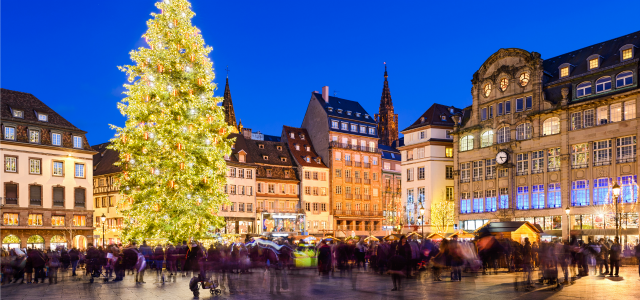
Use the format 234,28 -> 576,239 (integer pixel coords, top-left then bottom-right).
110,0 -> 233,243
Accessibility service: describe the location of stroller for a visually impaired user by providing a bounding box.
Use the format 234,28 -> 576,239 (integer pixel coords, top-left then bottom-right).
189,273 -> 221,297
86,257 -> 109,283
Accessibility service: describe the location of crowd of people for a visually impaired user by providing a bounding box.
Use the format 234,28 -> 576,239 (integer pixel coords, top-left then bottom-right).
2,234 -> 639,294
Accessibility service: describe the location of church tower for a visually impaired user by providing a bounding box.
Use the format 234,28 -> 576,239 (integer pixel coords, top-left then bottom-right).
222,76 -> 238,131
376,63 -> 399,147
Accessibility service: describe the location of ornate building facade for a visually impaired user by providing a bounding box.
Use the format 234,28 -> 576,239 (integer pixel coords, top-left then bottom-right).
91,142 -> 123,246
453,31 -> 640,245
1,89 -> 96,250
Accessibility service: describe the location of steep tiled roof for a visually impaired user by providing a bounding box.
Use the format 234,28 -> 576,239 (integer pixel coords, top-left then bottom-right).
91,142 -> 122,176
542,31 -> 640,82
1,88 -> 83,131
227,133 -> 254,165
402,103 -> 463,132
312,92 -> 377,125
245,138 -> 297,168
281,126 -> 328,168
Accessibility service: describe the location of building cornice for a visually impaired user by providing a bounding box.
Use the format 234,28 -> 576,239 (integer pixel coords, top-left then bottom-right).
401,124 -> 453,134
1,140 -> 97,156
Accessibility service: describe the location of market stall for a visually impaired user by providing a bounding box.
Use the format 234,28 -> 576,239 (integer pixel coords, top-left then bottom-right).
474,221 -> 542,244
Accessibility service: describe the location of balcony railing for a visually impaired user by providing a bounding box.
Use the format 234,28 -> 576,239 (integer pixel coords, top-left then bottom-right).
329,141 -> 378,153
355,178 -> 362,183
364,163 -> 371,168
345,160 -> 352,166
53,200 -> 64,207
531,169 -> 543,174
364,195 -> 371,200
593,159 -> 611,166
364,179 -> 371,185
355,194 -> 362,200
257,207 -> 303,214
460,178 -> 470,183
345,177 -> 352,183
355,162 -> 362,167
472,176 -> 483,182
333,209 -> 384,217
571,163 -> 588,169
617,157 -> 636,164
516,170 -> 528,176
485,174 -> 495,180
5,198 -> 17,205
345,194 -> 353,199
547,167 -> 561,172
30,199 -> 42,206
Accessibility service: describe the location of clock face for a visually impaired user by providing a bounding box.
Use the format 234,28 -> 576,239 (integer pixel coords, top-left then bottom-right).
496,151 -> 509,164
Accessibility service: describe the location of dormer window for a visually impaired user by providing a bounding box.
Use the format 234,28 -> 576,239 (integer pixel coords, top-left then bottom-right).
262,155 -> 269,160
37,112 -> 48,122
280,157 -> 287,162
73,136 -> 83,149
29,129 -> 40,144
258,144 -> 265,149
441,115 -> 446,121
364,114 -> 369,119
620,44 -> 635,61
337,109 -> 343,114
420,117 -> 425,123
239,153 -> 246,162
587,54 -> 602,70
12,109 -> 23,118
449,108 -> 454,114
289,132 -> 295,139
315,157 -> 322,163
276,145 -> 283,151
327,107 -> 333,112
305,156 -> 311,163
300,134 -> 305,140
356,113 -> 361,117
559,63 -> 573,78
305,146 -> 311,151
295,144 -> 300,151
346,111 -> 352,115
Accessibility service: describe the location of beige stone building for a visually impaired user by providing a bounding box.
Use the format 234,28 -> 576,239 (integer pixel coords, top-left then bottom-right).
453,31 -> 640,245
222,132 -> 257,236
399,104 -> 459,234
1,89 -> 96,250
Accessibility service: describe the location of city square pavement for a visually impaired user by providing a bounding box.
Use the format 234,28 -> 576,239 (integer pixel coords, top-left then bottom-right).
2,266 -> 639,300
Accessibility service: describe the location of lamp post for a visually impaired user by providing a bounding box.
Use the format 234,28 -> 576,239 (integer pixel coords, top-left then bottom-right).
419,203 -> 425,240
565,206 -> 570,241
100,213 -> 106,248
612,182 -> 621,240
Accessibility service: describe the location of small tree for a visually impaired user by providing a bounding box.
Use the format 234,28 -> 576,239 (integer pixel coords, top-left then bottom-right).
431,190 -> 455,234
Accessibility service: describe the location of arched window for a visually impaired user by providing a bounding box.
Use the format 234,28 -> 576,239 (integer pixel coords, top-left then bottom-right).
497,127 -> 510,144
616,71 -> 633,88
516,123 -> 532,140
596,76 -> 612,93
543,117 -> 560,136
460,135 -> 474,152
481,130 -> 494,147
576,81 -> 592,98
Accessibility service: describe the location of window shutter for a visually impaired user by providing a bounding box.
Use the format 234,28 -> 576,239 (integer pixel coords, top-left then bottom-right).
75,188 -> 85,207
5,184 -> 18,204
53,187 -> 64,206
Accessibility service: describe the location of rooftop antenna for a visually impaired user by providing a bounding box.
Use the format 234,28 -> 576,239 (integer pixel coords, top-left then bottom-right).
225,65 -> 230,78
334,91 -> 339,96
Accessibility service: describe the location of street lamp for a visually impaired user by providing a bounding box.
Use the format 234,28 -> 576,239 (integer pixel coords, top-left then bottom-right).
100,213 -> 106,248
419,203 -> 425,240
565,206 -> 570,241
612,182 -> 621,240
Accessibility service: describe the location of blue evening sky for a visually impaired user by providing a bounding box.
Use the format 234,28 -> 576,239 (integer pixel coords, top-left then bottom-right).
3,1 -> 639,145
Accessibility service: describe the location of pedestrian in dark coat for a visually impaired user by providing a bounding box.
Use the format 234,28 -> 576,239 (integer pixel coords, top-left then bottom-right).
153,245 -> 164,275
29,249 -> 46,283
388,252 -> 406,291
318,241 -> 332,275
609,237 -> 622,277
69,248 -> 80,276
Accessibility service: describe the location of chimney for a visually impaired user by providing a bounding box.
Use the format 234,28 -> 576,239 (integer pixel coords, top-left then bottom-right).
322,86 -> 329,103
242,128 -> 252,139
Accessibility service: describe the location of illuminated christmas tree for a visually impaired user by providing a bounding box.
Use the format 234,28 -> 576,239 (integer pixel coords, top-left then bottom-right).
110,0 -> 233,243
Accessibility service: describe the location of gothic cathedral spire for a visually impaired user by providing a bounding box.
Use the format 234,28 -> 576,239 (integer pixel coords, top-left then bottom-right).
376,63 -> 399,147
222,76 -> 238,131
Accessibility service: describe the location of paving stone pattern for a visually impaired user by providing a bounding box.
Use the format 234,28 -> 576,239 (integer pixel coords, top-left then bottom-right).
2,267 -> 640,300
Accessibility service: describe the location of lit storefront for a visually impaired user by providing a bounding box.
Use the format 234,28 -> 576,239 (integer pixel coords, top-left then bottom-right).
259,213 -> 305,237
